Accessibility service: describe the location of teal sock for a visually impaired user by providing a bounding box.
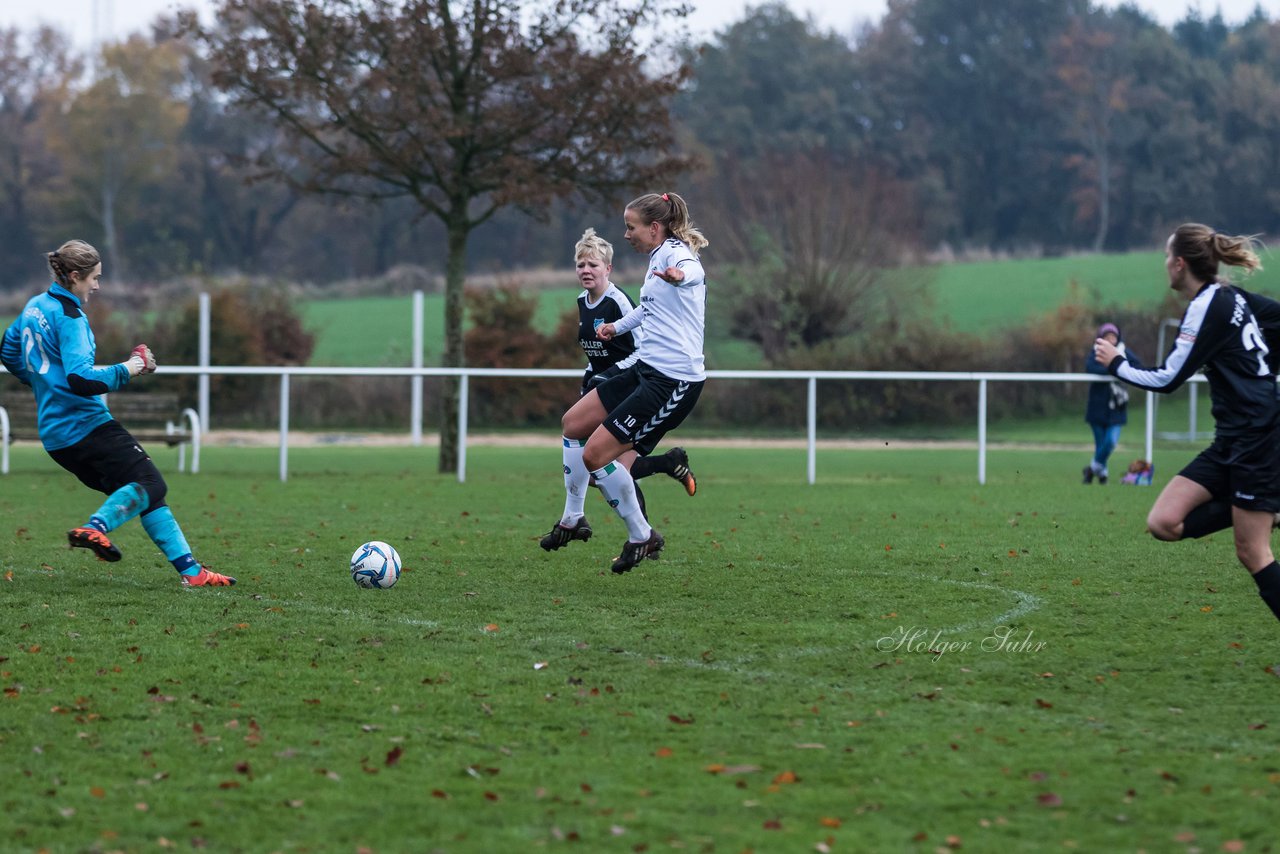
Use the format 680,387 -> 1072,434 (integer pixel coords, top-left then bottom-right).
88,483 -> 149,532
139,507 -> 198,574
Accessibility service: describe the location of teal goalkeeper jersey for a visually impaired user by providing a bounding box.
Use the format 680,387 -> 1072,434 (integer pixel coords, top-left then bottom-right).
1,284 -> 132,451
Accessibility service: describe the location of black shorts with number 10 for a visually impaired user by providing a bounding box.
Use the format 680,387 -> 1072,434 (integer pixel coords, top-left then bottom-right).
596,362 -> 704,457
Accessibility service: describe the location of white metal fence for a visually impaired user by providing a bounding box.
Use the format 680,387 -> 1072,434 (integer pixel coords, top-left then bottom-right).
3,364 -> 1204,482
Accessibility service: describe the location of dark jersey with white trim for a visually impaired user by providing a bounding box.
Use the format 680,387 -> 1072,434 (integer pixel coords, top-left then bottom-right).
577,283 -> 640,379
1109,282 -> 1278,436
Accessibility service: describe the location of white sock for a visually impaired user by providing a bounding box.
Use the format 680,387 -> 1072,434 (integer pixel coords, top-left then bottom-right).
560,437 -> 590,526
592,461 -> 651,542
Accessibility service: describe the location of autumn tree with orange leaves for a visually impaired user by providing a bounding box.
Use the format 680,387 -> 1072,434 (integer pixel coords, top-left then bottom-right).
187,0 -> 692,472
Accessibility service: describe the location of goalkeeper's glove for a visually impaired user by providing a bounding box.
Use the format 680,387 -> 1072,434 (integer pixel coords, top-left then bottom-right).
122,344 -> 156,377
132,344 -> 157,374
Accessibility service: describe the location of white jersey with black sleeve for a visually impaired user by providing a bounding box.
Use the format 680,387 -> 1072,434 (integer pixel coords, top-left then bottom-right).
613,238 -> 706,382
1108,282 -> 1279,436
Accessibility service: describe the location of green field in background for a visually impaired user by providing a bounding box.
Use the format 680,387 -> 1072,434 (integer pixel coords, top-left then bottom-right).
6,250 -> 1279,367
298,249 -> 1280,367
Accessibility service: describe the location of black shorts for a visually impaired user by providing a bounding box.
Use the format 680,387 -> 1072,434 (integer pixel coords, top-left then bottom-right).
1179,425 -> 1280,512
48,420 -> 163,498
596,362 -> 704,456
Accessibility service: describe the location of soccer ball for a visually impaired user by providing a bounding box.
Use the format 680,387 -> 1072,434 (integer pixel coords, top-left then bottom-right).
350,541 -> 401,589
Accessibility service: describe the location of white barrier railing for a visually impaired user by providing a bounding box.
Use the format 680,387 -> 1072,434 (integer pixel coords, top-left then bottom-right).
0,365 -> 1201,482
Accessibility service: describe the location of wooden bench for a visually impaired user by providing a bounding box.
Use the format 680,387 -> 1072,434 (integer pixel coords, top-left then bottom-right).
0,392 -> 201,475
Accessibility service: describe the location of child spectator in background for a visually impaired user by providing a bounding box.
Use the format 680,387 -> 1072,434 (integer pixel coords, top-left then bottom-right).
1083,322 -> 1141,484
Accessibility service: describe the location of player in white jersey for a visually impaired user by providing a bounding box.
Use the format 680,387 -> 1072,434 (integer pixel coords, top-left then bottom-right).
539,193 -> 708,574
1094,224 -> 1280,624
540,229 -> 696,553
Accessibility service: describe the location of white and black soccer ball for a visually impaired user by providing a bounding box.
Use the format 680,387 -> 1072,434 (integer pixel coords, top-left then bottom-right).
350,541 -> 401,589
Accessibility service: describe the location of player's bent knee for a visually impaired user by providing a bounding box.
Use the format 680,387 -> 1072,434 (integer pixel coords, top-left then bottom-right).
1146,515 -> 1181,541
582,448 -> 610,472
134,471 -> 167,508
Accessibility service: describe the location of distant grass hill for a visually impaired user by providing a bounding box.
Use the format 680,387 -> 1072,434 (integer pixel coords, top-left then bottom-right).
907,249 -> 1280,333
6,249 -> 1277,368
305,249 -> 1280,366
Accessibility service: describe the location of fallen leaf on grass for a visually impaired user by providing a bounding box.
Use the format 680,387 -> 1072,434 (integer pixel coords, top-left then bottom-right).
668,714 -> 694,725
1037,792 -> 1063,807
1222,842 -> 1245,853
819,817 -> 841,828
704,764 -> 760,775
655,747 -> 673,758
773,770 -> 799,785
762,819 -> 782,830
386,746 -> 403,766
483,624 -> 499,632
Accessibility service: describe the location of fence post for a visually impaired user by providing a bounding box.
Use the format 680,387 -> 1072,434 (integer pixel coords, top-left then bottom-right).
1188,383 -> 1197,439
411,291 -> 424,446
198,292 -> 210,432
279,373 -> 290,483
978,378 -> 988,485
0,406 -> 9,475
1145,389 -> 1155,465
457,374 -> 468,484
806,376 -> 817,485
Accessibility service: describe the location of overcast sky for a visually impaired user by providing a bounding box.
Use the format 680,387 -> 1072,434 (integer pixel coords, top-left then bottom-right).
1,0 -> 1276,49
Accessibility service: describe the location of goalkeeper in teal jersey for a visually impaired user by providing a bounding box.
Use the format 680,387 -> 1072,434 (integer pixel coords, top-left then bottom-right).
1,240 -> 234,587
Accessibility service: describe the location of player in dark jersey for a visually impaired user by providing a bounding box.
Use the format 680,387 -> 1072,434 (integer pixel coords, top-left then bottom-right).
0,240 -> 234,588
1094,223 -> 1280,623
541,228 -> 696,557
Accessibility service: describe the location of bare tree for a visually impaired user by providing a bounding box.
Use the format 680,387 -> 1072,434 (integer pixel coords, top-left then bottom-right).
705,150 -> 918,362
188,0 -> 691,472
0,26 -> 83,288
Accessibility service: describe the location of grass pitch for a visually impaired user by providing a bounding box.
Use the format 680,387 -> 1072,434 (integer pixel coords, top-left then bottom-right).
1,443 -> 1277,852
